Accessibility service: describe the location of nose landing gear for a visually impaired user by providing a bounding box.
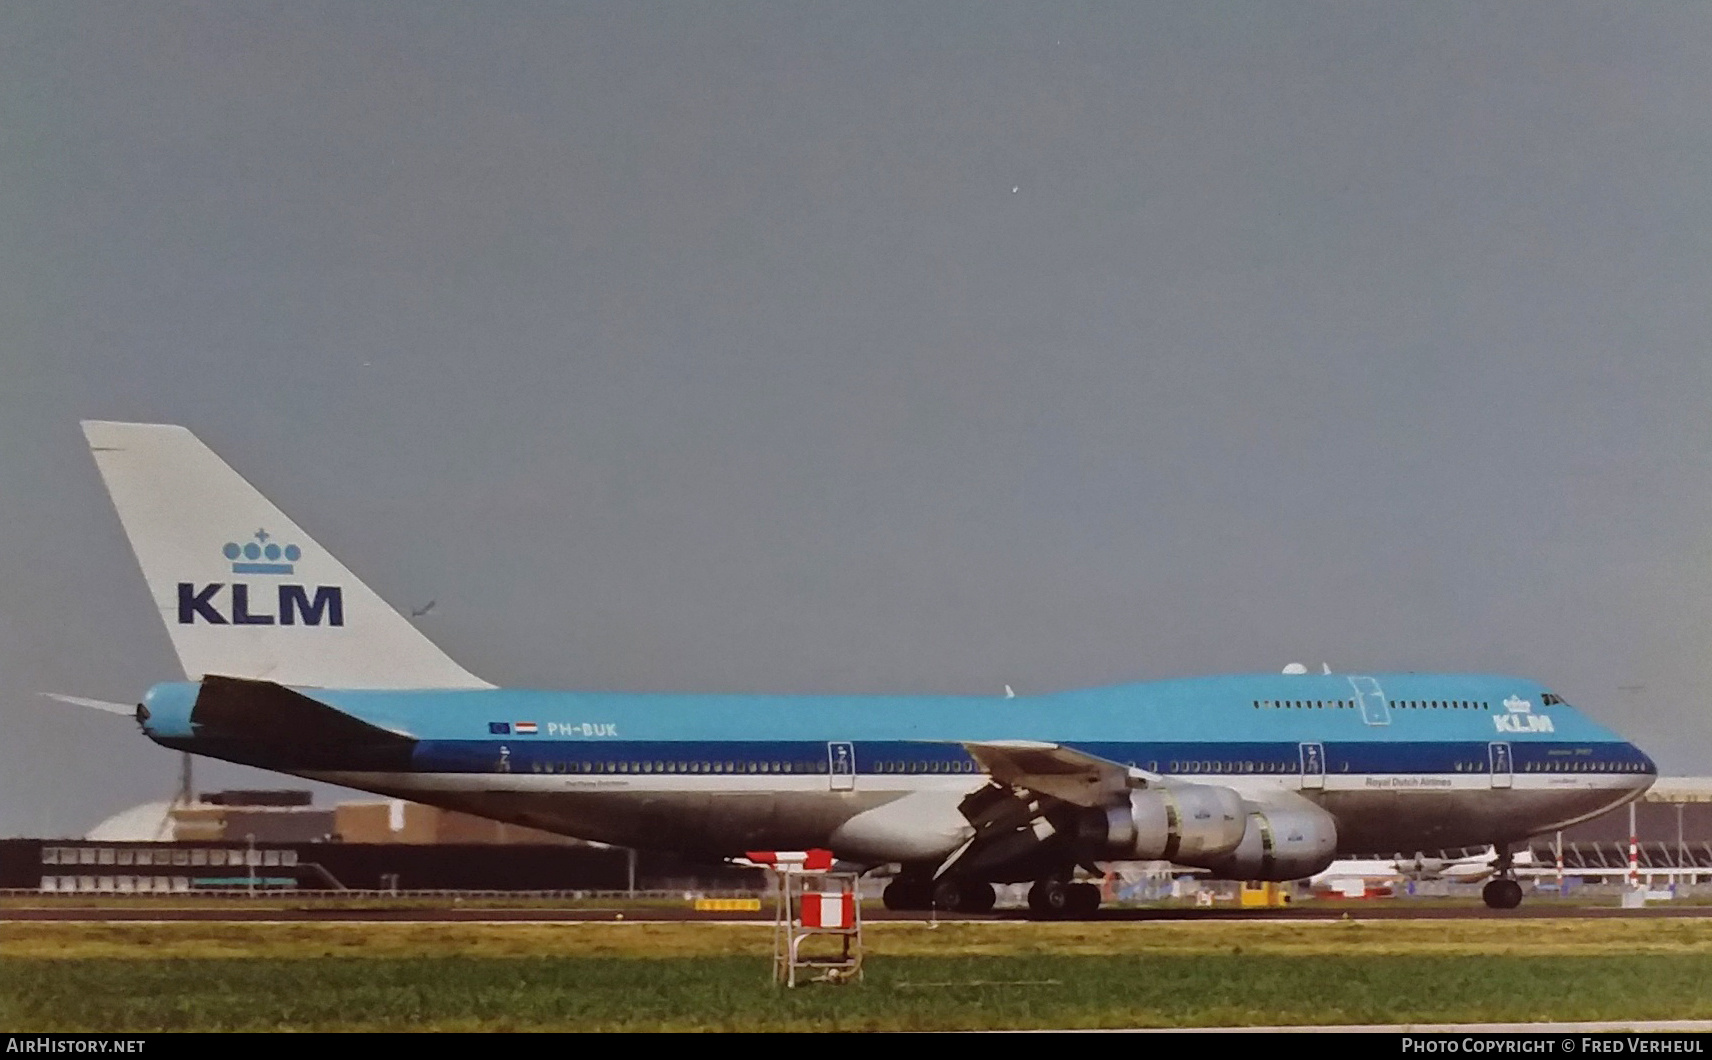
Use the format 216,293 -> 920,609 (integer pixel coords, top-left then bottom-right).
1481,847 -> 1524,909
1481,878 -> 1523,909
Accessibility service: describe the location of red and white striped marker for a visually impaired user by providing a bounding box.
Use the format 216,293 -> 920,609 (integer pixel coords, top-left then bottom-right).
801,891 -> 855,928
743,849 -> 835,872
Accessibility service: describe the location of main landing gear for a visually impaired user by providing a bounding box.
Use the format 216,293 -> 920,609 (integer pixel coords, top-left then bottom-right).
1027,878 -> 1101,918
1481,847 -> 1524,910
881,877 -> 996,914
880,875 -> 1103,917
880,877 -> 930,910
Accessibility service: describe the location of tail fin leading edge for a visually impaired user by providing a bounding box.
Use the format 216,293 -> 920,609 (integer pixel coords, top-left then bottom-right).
82,421 -> 492,690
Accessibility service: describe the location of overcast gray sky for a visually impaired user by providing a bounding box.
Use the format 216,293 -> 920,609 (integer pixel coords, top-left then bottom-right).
3,3 -> 1710,837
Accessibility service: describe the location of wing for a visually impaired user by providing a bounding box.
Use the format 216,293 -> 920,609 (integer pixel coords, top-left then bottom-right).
962,740 -> 1154,807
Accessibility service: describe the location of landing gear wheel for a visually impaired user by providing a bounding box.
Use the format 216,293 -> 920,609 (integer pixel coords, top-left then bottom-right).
883,879 -> 932,911
1028,879 -> 1075,917
930,879 -> 997,914
931,879 -> 966,912
1068,882 -> 1102,916
960,881 -> 997,914
1482,878 -> 1524,910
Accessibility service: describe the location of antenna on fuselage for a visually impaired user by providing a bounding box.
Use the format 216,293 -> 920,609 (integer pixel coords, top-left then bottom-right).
1282,663 -> 1308,675
1322,663 -> 1332,675
1003,685 -> 1016,699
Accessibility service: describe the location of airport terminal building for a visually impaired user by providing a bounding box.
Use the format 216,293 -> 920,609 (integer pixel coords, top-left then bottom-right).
0,789 -> 762,894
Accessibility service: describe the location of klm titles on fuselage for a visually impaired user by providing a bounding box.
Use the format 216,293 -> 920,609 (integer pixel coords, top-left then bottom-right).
1494,695 -> 1555,735
175,532 -> 344,627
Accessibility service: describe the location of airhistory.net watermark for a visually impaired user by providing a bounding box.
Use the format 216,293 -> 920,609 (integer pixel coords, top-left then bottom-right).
4,1039 -> 145,1054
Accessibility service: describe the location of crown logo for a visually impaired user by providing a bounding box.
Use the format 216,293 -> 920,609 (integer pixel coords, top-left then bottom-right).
1502,695 -> 1532,714
222,529 -> 301,575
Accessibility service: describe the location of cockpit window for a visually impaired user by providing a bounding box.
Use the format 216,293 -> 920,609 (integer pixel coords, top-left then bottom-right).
1541,693 -> 1566,707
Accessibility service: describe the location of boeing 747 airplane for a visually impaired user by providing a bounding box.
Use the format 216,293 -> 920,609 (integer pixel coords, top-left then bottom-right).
66,422 -> 1657,913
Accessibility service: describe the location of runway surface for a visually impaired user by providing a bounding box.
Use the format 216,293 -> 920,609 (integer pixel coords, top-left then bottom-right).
8,902 -> 1712,923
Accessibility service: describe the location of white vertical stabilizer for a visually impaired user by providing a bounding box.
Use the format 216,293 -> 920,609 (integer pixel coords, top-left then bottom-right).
82,421 -> 492,689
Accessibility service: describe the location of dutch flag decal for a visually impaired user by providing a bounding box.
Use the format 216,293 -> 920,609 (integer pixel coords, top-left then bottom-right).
514,722 -> 539,735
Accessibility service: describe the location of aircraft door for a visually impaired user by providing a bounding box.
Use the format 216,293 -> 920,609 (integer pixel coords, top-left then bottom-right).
1299,742 -> 1326,790
828,741 -> 856,792
1346,676 -> 1391,726
1489,742 -> 1513,789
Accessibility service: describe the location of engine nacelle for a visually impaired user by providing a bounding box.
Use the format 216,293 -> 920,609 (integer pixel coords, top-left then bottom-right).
1085,783 -> 1247,862
1196,803 -> 1339,881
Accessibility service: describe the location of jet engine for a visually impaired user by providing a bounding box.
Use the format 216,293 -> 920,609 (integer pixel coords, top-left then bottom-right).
1197,802 -> 1339,881
1082,783 -> 1247,862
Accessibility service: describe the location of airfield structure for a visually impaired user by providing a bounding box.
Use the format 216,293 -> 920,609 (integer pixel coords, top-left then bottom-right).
745,849 -> 863,988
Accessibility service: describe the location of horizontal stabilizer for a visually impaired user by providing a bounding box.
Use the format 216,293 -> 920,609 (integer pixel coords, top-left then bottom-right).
42,692 -> 136,716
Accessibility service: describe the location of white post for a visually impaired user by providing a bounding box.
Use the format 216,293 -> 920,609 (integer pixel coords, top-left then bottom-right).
1676,802 -> 1686,890
1628,801 -> 1639,891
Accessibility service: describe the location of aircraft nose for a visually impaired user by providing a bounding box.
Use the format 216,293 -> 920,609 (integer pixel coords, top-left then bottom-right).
1628,744 -> 1659,788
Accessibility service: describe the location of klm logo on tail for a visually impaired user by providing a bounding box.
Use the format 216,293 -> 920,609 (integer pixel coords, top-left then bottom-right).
177,532 -> 343,626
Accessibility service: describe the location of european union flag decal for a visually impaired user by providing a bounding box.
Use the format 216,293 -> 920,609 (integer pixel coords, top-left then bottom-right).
488,722 -> 511,735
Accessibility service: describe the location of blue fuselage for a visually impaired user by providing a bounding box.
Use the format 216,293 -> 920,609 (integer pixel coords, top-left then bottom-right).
140,671 -> 1655,864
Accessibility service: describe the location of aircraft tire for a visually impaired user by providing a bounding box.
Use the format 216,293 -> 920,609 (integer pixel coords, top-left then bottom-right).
1482,878 -> 1524,910
930,879 -> 996,914
931,879 -> 967,912
959,881 -> 997,914
1069,882 -> 1102,916
884,880 -> 932,911
1028,879 -> 1075,918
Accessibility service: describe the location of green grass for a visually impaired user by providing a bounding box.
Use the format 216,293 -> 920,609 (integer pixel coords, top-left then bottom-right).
5,920 -> 1712,1030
